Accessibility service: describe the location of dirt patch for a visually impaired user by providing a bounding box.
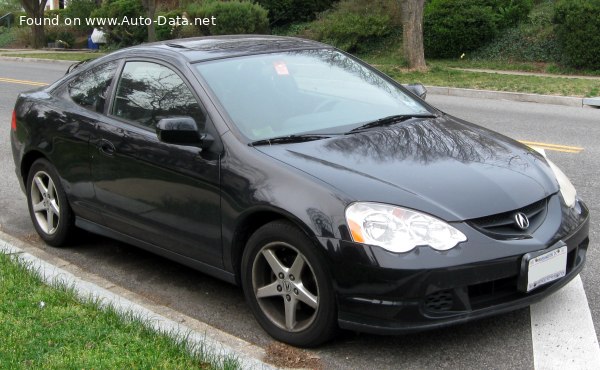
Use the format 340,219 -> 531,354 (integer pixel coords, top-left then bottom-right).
22,232 -> 41,244
265,342 -> 322,369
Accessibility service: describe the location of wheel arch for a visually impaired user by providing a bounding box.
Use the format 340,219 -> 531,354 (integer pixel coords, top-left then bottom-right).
20,150 -> 48,185
229,207 -> 322,285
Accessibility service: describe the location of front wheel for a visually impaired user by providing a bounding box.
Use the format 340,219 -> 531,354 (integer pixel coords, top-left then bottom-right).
241,221 -> 337,347
26,158 -> 74,246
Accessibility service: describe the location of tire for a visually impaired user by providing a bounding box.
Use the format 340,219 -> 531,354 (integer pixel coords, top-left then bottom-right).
26,158 -> 74,247
241,220 -> 337,347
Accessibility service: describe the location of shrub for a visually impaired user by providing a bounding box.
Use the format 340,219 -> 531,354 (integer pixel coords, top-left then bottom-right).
155,9 -> 183,41
424,0 -> 499,58
553,0 -> 600,69
186,0 -> 269,36
63,0 -> 97,32
424,0 -> 534,58
91,0 -> 146,47
0,26 -> 16,47
486,0 -> 534,28
12,25 -> 32,46
300,0 -> 399,53
308,12 -> 390,52
256,0 -> 336,26
45,24 -> 77,48
472,1 -> 559,62
44,9 -> 66,20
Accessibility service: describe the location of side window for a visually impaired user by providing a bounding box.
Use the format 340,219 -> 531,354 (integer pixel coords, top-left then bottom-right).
68,61 -> 118,113
112,61 -> 205,130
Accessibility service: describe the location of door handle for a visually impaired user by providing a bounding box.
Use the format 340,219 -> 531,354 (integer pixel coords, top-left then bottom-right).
99,139 -> 116,156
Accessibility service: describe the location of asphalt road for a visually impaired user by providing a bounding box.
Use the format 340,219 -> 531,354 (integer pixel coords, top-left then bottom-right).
1,59 -> 598,369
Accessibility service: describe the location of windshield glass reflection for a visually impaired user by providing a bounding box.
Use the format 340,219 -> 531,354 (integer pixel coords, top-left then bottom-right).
195,49 -> 430,140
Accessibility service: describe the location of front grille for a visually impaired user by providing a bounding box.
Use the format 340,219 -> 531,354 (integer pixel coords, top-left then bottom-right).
468,198 -> 548,240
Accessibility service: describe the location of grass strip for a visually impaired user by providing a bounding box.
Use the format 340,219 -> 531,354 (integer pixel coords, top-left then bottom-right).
0,252 -> 240,369
373,63 -> 600,98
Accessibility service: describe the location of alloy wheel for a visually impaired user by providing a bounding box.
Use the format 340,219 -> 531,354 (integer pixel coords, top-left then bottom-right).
30,170 -> 60,235
252,241 -> 319,332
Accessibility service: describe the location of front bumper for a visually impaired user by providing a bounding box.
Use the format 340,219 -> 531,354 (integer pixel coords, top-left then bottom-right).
326,196 -> 590,335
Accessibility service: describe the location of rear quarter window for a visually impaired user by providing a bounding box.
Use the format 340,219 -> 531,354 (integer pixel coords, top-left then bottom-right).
68,61 -> 119,113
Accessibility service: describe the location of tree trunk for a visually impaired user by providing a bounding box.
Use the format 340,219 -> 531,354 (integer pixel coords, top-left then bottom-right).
33,23 -> 45,48
142,0 -> 157,42
20,0 -> 48,49
400,0 -> 427,71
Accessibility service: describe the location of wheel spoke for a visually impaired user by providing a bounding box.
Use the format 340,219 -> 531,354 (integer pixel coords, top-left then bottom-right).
261,249 -> 286,275
295,284 -> 318,309
34,176 -> 47,195
256,281 -> 282,298
47,179 -> 55,199
47,209 -> 55,230
284,296 -> 298,330
289,254 -> 305,279
49,200 -> 60,216
33,201 -> 45,212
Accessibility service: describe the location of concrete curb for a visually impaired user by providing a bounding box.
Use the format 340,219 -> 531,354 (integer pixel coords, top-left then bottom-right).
0,231 -> 276,370
426,86 -> 596,108
0,56 -> 79,64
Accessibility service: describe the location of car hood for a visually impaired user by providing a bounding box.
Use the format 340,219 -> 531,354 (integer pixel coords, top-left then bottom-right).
255,115 -> 559,221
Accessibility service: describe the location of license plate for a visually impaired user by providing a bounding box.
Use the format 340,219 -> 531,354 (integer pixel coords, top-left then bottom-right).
522,245 -> 567,292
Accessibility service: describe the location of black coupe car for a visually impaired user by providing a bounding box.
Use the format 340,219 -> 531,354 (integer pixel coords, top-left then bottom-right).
10,35 -> 589,347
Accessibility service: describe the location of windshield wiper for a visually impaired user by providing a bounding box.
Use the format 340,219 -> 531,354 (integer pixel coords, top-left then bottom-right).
347,114 -> 436,133
249,134 -> 330,146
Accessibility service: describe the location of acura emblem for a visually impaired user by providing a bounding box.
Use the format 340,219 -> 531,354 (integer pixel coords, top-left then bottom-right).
514,212 -> 530,230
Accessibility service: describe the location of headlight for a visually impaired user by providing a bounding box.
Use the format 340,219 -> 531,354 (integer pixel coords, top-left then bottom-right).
531,147 -> 577,207
345,202 -> 467,253
546,158 -> 577,207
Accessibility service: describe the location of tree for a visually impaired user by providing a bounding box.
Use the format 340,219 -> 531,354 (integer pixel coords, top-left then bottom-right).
399,0 -> 426,71
19,0 -> 48,49
141,0 -> 156,42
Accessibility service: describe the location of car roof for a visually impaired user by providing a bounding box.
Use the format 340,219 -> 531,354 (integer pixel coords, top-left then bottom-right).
118,35 -> 332,63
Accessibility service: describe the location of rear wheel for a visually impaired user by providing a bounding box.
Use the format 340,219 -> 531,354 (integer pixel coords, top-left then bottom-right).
26,159 -> 74,246
241,221 -> 337,347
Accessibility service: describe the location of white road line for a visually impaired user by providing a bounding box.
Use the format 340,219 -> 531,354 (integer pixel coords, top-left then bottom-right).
531,275 -> 600,369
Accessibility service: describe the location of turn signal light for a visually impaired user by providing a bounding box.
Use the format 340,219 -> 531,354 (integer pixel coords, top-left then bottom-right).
11,110 -> 16,132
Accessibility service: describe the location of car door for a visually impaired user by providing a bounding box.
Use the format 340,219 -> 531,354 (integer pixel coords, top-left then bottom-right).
52,59 -> 120,223
90,60 -> 223,268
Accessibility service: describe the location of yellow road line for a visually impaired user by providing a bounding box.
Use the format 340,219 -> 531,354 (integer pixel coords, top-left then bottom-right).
0,77 -> 49,87
519,140 -> 584,154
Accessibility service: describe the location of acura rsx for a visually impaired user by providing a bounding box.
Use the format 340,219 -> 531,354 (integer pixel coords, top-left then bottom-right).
11,35 -> 589,347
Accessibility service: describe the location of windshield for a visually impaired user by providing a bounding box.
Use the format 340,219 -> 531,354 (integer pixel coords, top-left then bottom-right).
195,49 -> 431,141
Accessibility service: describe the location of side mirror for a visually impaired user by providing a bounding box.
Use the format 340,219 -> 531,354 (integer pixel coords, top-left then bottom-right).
156,117 -> 201,145
402,83 -> 427,100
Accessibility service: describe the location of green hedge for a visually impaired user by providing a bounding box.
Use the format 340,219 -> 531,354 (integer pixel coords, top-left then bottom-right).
486,0 -> 533,28
299,0 -> 399,53
63,0 -> 97,31
424,0 -> 498,58
424,0 -> 534,58
553,0 -> 600,69
186,0 -> 269,36
256,0 -> 336,26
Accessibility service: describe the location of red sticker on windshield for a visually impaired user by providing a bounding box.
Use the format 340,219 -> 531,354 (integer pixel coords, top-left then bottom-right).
273,61 -> 289,75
